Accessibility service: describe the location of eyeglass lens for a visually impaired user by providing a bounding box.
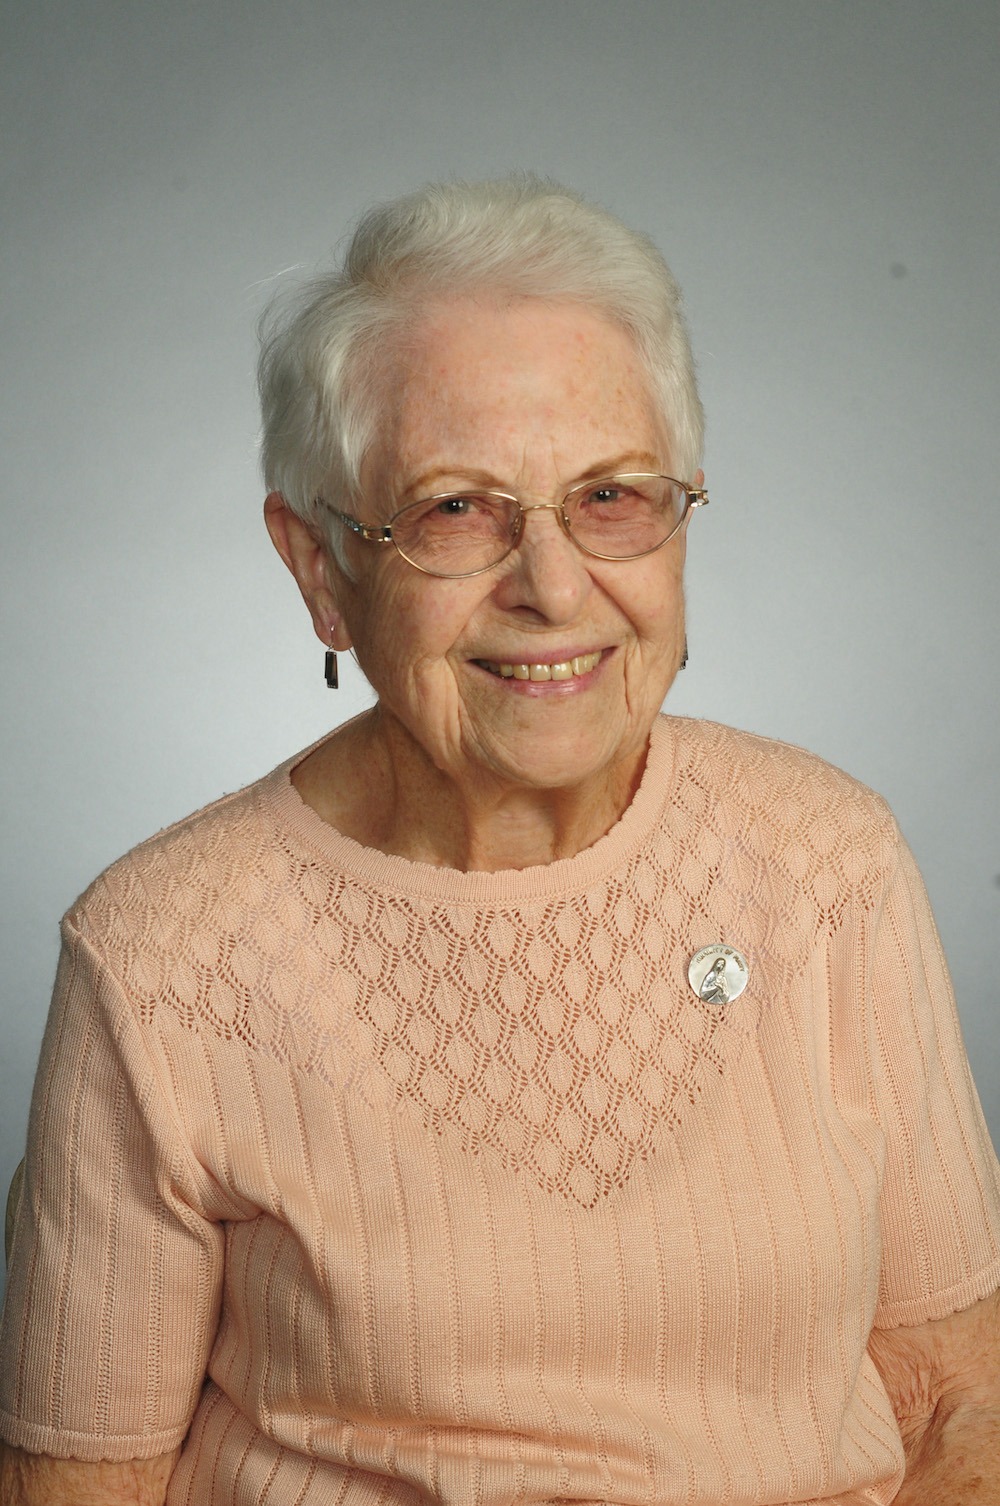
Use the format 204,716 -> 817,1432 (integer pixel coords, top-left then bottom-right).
390,475 -> 687,576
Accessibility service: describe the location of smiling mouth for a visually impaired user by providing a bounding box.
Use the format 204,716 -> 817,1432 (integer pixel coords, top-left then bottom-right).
475,651 -> 603,682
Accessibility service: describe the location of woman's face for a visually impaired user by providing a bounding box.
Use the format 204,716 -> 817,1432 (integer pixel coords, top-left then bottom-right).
334,296 -> 693,803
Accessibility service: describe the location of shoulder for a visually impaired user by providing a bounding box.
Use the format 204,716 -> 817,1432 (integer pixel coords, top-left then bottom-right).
662,715 -> 901,872
64,753 -> 303,963
666,715 -> 893,813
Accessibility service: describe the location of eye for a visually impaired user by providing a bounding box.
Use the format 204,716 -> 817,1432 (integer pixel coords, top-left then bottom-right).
433,495 -> 479,518
421,494 -> 502,527
578,481 -> 646,513
396,492 -> 513,542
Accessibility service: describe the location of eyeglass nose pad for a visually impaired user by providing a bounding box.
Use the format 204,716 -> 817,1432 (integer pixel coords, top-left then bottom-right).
509,506 -> 527,545
557,502 -> 576,539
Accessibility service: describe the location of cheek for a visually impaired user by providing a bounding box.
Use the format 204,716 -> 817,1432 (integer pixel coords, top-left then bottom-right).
619,556 -> 686,641
346,570 -> 485,683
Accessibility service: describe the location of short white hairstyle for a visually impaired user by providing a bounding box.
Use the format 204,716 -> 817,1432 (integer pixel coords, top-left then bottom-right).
258,175 -> 704,564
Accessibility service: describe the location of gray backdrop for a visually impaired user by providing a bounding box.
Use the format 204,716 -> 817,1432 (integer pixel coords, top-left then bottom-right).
2,1 -> 998,1290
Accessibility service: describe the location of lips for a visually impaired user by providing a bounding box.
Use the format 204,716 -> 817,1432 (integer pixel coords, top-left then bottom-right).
475,651 -> 602,682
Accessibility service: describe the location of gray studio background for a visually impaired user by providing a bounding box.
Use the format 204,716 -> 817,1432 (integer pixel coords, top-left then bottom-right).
2,0 -> 998,1288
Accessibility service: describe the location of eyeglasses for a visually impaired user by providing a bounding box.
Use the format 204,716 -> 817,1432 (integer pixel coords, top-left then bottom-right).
322,473 -> 708,579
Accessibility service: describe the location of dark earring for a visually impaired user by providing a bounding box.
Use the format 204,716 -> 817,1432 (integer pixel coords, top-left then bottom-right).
324,632 -> 339,689
680,635 -> 689,671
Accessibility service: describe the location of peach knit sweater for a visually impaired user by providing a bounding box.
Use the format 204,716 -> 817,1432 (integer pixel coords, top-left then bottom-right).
2,717 -> 999,1506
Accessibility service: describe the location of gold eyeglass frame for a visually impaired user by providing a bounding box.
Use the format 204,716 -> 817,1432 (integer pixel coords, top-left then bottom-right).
321,473 -> 709,580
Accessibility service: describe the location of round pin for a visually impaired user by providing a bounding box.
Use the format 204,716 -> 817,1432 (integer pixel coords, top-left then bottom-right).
688,944 -> 749,1005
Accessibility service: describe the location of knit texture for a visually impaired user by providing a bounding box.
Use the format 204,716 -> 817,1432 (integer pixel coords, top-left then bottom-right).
2,717 -> 998,1506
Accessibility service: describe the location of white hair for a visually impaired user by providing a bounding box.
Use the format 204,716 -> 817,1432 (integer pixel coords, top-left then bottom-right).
258,174 -> 704,566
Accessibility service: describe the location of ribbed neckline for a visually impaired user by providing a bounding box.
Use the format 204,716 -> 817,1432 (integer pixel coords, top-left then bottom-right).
261,714 -> 679,904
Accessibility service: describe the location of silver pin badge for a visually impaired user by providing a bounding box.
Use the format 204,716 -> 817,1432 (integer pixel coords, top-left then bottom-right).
688,944 -> 749,1005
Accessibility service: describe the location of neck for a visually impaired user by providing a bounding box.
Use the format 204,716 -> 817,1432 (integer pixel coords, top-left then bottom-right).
293,708 -> 648,872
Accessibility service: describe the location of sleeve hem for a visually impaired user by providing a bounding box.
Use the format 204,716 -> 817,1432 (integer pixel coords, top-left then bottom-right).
0,1409 -> 186,1463
873,1256 -> 1000,1330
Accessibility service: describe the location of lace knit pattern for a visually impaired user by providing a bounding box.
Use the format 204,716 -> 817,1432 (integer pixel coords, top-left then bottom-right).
80,720 -> 885,1211
2,717 -> 998,1506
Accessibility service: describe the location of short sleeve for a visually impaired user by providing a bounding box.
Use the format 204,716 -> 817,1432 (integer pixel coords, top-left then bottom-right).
0,917 -> 227,1462
869,831 -> 1000,1328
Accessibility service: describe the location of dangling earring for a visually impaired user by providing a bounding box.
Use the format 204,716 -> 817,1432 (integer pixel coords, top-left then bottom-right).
680,635 -> 689,671
324,631 -> 339,690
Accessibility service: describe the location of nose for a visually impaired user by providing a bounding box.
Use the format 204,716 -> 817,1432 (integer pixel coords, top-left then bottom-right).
493,502 -> 593,624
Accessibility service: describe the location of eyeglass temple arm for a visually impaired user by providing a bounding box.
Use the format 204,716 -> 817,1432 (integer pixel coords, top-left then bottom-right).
328,507 -> 396,544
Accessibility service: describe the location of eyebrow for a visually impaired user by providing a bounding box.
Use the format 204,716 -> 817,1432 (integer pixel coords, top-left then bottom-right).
402,466 -> 503,498
574,452 -> 663,482
402,452 -> 664,498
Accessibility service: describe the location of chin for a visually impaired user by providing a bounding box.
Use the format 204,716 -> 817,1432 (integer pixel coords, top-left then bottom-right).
478,730 -> 641,795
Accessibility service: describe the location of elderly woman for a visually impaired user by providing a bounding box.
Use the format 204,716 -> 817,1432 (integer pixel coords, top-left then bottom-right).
1,177 -> 998,1506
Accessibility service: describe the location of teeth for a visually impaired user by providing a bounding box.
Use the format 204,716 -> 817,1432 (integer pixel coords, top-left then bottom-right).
481,651 -> 601,681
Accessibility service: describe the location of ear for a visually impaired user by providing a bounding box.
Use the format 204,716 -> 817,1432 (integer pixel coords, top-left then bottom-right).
264,493 -> 353,650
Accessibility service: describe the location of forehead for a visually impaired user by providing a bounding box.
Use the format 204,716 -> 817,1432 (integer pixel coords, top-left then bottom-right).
366,295 -> 665,492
